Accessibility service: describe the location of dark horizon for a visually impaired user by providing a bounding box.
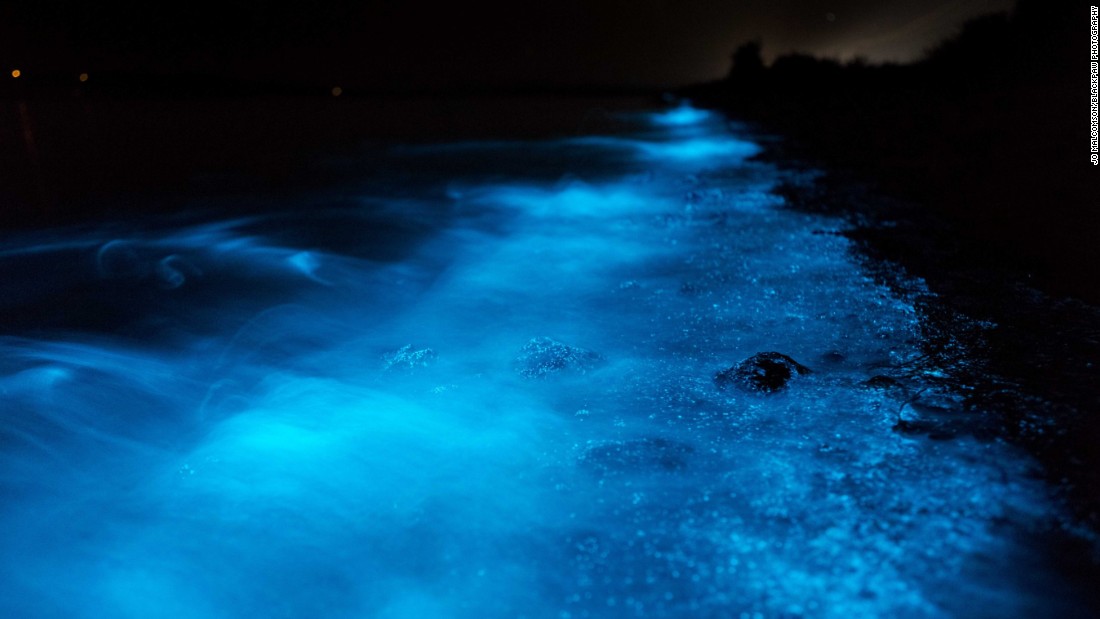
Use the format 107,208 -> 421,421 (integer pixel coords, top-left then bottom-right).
2,0 -> 1014,92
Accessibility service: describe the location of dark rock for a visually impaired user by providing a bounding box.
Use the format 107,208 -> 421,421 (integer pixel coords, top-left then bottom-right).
892,418 -> 958,441
515,337 -> 602,378
821,350 -> 847,364
715,352 -> 811,393
579,438 -> 694,473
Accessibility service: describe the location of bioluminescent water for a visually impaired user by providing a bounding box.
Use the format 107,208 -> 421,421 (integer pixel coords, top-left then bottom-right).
0,102 -> 1092,618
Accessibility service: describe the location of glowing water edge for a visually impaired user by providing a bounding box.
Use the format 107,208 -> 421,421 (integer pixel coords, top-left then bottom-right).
0,103 -> 1089,618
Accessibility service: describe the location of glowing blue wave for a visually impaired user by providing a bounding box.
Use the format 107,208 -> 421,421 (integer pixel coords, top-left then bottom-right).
0,102 -> 1085,618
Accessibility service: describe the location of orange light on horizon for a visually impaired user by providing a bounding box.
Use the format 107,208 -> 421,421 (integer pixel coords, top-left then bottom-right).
79,73 -> 89,82
331,86 -> 343,97
11,69 -> 21,79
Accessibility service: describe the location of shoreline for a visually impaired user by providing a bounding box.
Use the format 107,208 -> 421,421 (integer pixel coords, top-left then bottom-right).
734,121 -> 1100,602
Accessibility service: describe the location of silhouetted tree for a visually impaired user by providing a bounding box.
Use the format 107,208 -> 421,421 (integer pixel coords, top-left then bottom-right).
922,12 -> 1009,76
727,40 -> 764,79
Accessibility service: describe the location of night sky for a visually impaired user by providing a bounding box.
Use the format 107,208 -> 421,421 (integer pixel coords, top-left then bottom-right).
2,0 -> 1013,90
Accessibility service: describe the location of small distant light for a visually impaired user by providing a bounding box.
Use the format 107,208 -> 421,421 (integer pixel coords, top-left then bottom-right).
331,86 -> 343,97
11,69 -> 21,79
79,73 -> 89,82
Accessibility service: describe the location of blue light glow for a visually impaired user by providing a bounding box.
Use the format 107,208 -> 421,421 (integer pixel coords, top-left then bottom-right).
0,103 -> 1088,618
649,102 -> 714,127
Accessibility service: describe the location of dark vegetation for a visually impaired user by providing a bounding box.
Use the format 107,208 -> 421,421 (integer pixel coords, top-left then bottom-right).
684,2 -> 1100,568
682,0 -> 1094,303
